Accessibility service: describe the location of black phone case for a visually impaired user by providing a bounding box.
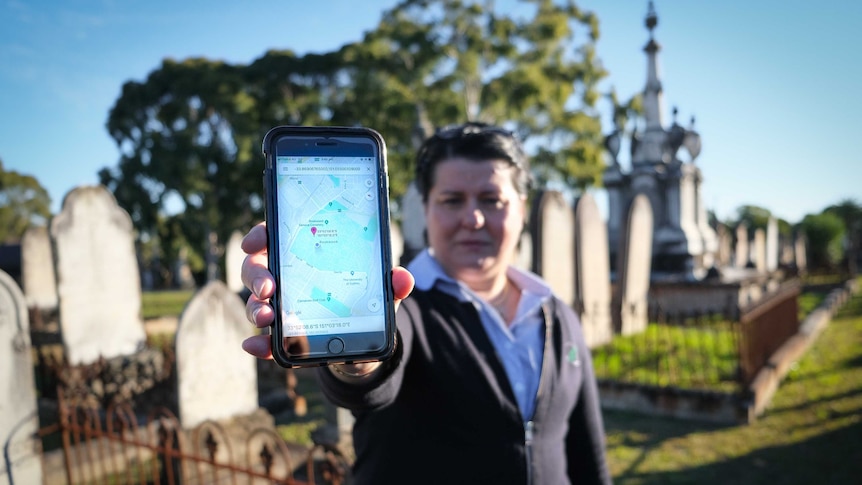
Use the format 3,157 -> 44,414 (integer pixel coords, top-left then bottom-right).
261,125 -> 397,368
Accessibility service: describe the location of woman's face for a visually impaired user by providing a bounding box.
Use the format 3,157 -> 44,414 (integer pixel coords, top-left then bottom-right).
424,157 -> 526,288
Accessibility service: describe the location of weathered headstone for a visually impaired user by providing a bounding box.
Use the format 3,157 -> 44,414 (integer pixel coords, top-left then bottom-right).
20,225 -> 57,311
766,217 -> 779,272
175,280 -> 257,429
614,194 -> 653,336
753,228 -> 767,273
574,193 -> 612,348
225,230 -> 245,294
0,269 -> 42,485
513,230 -> 533,272
390,220 -> 405,267
734,224 -> 749,268
174,247 -> 196,289
399,181 -> 426,266
716,223 -> 732,268
530,190 -> 575,307
51,185 -> 146,365
794,234 -> 808,273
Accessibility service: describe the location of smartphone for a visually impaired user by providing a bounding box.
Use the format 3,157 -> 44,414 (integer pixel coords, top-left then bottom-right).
262,126 -> 397,368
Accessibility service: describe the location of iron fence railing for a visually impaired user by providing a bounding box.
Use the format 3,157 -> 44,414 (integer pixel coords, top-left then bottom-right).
592,279 -> 803,396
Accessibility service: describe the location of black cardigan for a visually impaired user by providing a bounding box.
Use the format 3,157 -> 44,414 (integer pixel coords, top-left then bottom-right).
317,288 -> 612,485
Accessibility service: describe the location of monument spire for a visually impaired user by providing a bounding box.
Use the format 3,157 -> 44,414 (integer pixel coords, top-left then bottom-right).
642,1 -> 663,132
632,0 -> 667,164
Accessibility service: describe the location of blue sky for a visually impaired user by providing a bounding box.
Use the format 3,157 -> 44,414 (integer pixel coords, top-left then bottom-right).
2,0 -> 860,224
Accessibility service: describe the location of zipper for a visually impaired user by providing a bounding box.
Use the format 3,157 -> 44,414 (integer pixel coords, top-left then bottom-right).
525,301 -> 554,485
524,419 -> 534,485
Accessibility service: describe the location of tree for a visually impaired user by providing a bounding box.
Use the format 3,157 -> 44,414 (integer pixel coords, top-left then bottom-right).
824,198 -> 862,275
102,1 -> 613,281
0,159 -> 51,244
101,58 -> 263,283
799,211 -> 845,271
331,0 -> 610,194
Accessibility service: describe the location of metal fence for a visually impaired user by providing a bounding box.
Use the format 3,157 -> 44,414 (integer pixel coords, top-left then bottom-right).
592,279 -> 802,396
37,389 -> 349,485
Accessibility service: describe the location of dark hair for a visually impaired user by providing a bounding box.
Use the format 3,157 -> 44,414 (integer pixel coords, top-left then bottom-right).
414,122 -> 532,202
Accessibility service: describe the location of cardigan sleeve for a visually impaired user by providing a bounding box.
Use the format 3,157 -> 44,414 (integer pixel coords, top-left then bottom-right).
315,297 -> 418,411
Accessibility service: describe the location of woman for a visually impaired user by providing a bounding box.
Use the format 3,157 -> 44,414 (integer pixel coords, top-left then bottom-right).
241,122 -> 612,485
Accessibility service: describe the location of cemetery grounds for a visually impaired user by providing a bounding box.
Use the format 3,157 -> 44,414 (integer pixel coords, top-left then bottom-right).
141,276 -> 862,484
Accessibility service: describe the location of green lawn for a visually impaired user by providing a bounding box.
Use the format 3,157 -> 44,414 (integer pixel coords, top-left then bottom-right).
141,289 -> 195,319
603,288 -> 862,484
592,320 -> 739,393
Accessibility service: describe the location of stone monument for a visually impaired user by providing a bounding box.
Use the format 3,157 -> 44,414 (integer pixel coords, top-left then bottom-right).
603,1 -> 717,282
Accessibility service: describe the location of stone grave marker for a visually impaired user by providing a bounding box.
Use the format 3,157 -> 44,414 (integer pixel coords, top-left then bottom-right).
225,230 -> 245,294
0,269 -> 42,485
529,190 -> 575,307
513,230 -> 533,272
390,220 -> 404,267
51,185 -> 146,365
753,228 -> 766,272
175,280 -> 257,429
734,223 -> 749,268
716,223 -> 732,268
21,225 -> 57,312
574,193 -> 612,348
614,194 -> 653,336
794,234 -> 808,273
399,181 -> 426,266
766,217 -> 779,272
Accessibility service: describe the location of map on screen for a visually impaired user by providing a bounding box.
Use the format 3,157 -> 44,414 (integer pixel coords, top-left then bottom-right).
275,155 -> 386,337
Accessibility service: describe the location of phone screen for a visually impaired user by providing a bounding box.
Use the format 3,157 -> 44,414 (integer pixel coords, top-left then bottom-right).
265,127 -> 395,367
274,153 -> 385,336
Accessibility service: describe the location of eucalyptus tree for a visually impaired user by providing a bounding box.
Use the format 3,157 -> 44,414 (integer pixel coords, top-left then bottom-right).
0,158 -> 51,244
328,0 -> 610,195
824,198 -> 862,275
100,58 -> 261,283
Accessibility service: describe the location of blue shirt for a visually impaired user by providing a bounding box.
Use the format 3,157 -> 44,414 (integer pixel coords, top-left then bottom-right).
407,249 -> 552,421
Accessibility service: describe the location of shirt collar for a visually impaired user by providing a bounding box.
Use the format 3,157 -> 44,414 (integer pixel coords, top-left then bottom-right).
406,248 -> 553,300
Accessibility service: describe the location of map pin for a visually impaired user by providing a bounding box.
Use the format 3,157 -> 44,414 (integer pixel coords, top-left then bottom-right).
311,227 -> 317,236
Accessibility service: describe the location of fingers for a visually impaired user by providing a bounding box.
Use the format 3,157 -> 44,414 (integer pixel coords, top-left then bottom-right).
246,293 -> 275,328
392,266 -> 415,301
241,222 -> 268,254
242,334 -> 273,360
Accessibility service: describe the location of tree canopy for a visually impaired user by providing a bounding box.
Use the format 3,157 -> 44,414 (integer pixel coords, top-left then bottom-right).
101,0 -> 615,283
0,158 -> 51,244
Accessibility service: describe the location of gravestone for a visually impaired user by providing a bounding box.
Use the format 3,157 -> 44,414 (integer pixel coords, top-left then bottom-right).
574,193 -> 612,348
390,220 -> 405,267
174,247 -> 196,289
614,194 -> 653,336
766,217 -> 779,272
399,182 -> 426,266
529,190 -> 575,307
794,234 -> 808,273
753,228 -> 766,273
225,230 -> 245,294
734,224 -> 749,268
0,269 -> 42,485
513,230 -> 532,272
716,223 -> 732,268
20,225 -> 57,311
51,185 -> 146,365
175,280 -> 257,429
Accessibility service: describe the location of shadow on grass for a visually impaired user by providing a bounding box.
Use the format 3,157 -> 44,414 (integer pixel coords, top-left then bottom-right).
611,418 -> 862,485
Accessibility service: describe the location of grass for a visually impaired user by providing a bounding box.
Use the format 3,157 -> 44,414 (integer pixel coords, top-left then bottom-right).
141,289 -> 195,319
139,278 -> 862,482
603,287 -> 862,484
592,320 -> 739,393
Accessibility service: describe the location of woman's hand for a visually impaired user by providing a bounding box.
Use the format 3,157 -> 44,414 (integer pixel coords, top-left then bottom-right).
239,221 -> 415,360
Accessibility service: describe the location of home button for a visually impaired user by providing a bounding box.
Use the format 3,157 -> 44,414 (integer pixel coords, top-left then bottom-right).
327,337 -> 345,354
